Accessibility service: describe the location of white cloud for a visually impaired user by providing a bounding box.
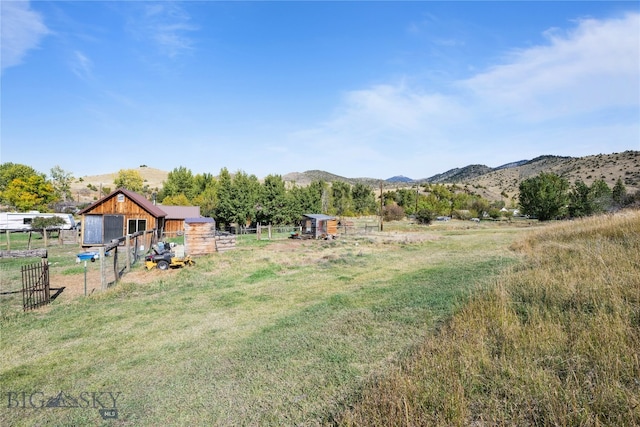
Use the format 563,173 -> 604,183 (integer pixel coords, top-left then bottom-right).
70,50 -> 93,80
289,12 -> 639,177
461,12 -> 640,121
136,2 -> 198,59
1,0 -> 50,71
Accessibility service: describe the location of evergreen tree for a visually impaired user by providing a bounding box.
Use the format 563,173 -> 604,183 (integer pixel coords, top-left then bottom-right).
352,183 -> 377,215
569,180 -> 593,217
612,178 -> 627,207
215,168 -> 234,228
330,181 -> 353,216
161,166 -> 195,201
258,174 -> 289,225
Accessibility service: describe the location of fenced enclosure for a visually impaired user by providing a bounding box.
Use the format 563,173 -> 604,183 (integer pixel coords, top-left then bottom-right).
21,260 -> 50,311
1,228 -> 80,251
229,219 -> 382,242
0,249 -> 51,312
97,229 -> 158,289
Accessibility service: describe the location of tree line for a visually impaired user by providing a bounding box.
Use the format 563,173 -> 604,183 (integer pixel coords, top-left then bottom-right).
1,162 -> 637,227
518,172 -> 636,221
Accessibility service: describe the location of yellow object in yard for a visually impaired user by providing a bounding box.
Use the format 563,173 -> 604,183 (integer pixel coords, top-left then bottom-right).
144,254 -> 195,270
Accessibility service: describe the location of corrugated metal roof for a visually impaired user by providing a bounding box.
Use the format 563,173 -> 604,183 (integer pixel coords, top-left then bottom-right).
302,214 -> 336,220
160,205 -> 201,219
78,188 -> 166,218
185,217 -> 215,223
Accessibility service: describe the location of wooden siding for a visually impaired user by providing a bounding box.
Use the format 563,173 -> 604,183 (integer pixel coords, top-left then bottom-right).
326,219 -> 338,236
185,221 -> 217,255
80,194 -> 161,246
164,219 -> 185,235
184,220 -> 236,255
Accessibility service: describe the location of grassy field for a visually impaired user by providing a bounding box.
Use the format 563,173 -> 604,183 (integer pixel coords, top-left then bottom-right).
337,211 -> 640,426
1,218 -> 524,426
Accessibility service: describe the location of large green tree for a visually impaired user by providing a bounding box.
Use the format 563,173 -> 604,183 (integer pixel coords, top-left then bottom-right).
258,174 -> 290,225
231,171 -> 261,227
3,175 -> 56,211
215,168 -> 235,228
161,166 -> 195,201
330,181 -> 353,216
568,180 -> 593,217
0,163 -> 56,211
352,183 -> 377,215
519,172 -> 569,221
49,165 -> 74,203
0,163 -> 40,194
113,169 -> 144,192
612,178 -> 627,207
192,174 -> 219,218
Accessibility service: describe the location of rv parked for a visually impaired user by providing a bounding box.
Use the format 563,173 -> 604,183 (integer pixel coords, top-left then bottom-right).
0,212 -> 77,231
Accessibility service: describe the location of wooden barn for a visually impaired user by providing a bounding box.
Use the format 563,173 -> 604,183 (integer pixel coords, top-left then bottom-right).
159,205 -> 201,237
300,214 -> 338,239
78,188 -> 166,247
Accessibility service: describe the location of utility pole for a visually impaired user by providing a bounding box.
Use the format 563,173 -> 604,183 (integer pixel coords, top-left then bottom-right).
379,180 -> 384,232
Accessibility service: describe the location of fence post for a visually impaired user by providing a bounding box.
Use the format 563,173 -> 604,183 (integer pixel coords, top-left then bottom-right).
268,223 -> 272,240
257,223 -> 261,240
99,247 -> 107,290
5,230 -> 10,251
125,234 -> 131,272
42,257 -> 50,302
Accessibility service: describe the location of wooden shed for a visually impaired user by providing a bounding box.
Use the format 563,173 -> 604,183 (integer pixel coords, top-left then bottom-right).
300,214 -> 338,239
184,217 -> 236,255
159,205 -> 201,237
78,188 -> 166,247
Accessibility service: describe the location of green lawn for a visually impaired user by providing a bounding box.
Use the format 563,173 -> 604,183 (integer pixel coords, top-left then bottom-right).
1,221 -> 523,426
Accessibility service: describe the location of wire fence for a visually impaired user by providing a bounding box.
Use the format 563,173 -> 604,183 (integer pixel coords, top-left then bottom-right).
227,221 -> 382,242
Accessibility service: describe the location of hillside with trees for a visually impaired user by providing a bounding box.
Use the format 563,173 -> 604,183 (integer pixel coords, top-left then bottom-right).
2,151 -> 639,227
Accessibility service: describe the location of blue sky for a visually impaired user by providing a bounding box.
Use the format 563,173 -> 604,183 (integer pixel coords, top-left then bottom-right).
2,1 -> 639,180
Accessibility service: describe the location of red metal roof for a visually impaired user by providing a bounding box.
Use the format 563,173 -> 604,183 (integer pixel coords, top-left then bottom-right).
159,205 -> 201,219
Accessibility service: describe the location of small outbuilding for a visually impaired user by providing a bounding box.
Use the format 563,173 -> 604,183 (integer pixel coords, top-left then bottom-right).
184,217 -> 236,255
78,188 -> 166,247
300,214 -> 338,239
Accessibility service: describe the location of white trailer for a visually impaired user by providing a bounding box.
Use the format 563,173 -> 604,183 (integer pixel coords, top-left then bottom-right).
0,212 -> 77,231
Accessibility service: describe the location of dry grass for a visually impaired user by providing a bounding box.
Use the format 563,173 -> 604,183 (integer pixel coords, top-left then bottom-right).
70,167 -> 168,202
335,210 -> 640,426
0,221 -> 519,426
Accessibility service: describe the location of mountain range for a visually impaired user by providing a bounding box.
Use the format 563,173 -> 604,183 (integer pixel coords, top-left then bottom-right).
71,150 -> 640,203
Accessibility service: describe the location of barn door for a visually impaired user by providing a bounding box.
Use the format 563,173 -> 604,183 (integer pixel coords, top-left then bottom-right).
83,215 -> 103,245
104,215 -> 124,243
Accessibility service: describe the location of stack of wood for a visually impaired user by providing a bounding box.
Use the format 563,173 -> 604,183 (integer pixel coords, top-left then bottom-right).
184,218 -> 236,255
214,234 -> 236,253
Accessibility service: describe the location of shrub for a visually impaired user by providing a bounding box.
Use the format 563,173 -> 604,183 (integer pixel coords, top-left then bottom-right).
415,209 -> 434,225
383,204 -> 405,221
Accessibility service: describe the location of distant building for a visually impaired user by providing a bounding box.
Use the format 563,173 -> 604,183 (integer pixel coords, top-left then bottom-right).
299,214 -> 338,239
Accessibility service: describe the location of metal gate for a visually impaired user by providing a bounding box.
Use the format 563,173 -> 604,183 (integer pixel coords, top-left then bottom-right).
21,260 -> 50,310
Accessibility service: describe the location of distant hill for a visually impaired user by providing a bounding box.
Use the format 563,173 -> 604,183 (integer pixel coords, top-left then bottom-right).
386,175 -> 414,183
70,166 -> 168,203
425,164 -> 493,183
462,151 -> 640,202
70,151 -> 640,204
494,160 -> 529,170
